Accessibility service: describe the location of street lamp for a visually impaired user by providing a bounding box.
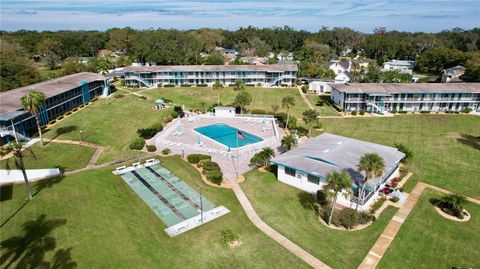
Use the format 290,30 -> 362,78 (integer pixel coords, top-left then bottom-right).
80,130 -> 84,141
198,185 -> 204,223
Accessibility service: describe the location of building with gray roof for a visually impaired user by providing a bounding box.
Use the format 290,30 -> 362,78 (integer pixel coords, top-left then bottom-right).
123,64 -> 297,88
0,72 -> 108,144
330,83 -> 480,114
271,133 -> 405,210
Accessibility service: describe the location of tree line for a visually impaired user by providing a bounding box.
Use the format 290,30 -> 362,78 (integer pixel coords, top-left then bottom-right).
1,26 -> 479,91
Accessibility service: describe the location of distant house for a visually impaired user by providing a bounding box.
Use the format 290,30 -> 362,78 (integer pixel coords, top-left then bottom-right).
97,49 -> 115,58
277,52 -> 294,61
215,47 -> 238,60
79,57 -> 90,64
240,56 -> 267,65
326,60 -> 353,83
271,133 -> 405,211
441,65 -> 466,83
382,60 -> 415,74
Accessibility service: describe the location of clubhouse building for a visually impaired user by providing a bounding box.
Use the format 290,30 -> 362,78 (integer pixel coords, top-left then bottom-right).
0,72 -> 108,144
271,133 -> 405,211
330,83 -> 480,114
123,64 -> 298,88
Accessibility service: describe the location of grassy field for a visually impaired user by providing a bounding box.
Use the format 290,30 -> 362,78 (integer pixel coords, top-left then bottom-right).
0,156 -> 308,268
305,94 -> 340,116
141,86 -> 308,118
241,169 -> 397,269
0,142 -> 95,171
43,95 -> 172,164
323,115 -> 480,198
378,189 -> 480,268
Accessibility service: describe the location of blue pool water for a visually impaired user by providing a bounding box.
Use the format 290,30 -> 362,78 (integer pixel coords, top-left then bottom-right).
194,124 -> 263,148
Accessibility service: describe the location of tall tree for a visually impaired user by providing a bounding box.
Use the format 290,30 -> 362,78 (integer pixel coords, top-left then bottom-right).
356,153 -> 385,211
282,95 -> 295,130
281,134 -> 297,150
233,91 -> 252,114
37,38 -> 62,70
302,109 -> 320,137
323,170 -> 353,225
21,91 -> 47,146
233,80 -> 245,91
4,143 -> 36,200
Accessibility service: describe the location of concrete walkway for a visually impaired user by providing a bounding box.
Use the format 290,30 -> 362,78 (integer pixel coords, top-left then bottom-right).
229,178 -> 331,269
298,87 -> 315,110
358,182 -> 480,269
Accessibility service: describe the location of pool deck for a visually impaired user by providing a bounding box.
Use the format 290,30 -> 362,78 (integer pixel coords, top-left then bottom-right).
150,114 -> 284,180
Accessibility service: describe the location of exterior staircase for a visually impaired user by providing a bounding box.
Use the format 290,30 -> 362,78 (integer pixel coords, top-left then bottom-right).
136,77 -> 154,88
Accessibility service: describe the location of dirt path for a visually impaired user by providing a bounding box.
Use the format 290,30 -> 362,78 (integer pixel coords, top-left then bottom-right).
297,87 -> 315,110
229,178 -> 331,269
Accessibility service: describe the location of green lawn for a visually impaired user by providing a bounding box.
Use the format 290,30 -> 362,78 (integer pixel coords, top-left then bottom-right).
0,156 -> 308,268
323,115 -> 480,198
378,189 -> 480,268
142,86 -> 308,118
305,94 -> 340,116
241,170 -> 397,269
43,95 -> 172,164
0,142 -> 95,171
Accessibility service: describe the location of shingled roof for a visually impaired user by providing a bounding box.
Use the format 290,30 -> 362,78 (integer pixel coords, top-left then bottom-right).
123,64 -> 298,72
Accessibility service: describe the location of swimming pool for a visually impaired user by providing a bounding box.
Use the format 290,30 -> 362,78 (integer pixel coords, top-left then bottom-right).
194,123 -> 263,148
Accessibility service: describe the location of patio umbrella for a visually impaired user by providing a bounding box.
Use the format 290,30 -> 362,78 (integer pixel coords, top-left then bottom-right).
197,135 -> 201,145
263,114 -> 267,128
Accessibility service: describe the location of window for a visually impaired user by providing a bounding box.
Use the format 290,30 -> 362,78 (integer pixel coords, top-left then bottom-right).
307,174 -> 320,184
285,167 -> 296,177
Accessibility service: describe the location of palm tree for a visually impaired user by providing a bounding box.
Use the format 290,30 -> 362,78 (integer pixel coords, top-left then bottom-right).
234,80 -> 245,91
323,170 -> 353,225
260,147 -> 275,167
4,143 -> 36,200
282,95 -> 295,130
356,153 -> 385,211
302,109 -> 320,137
281,134 -> 297,150
21,90 -> 46,146
439,194 -> 467,217
213,80 -> 223,105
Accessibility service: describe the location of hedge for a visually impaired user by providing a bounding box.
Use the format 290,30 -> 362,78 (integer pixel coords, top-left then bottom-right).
187,154 -> 211,164
351,111 -> 357,116
146,145 -> 157,152
250,109 -> 266,115
129,137 -> 145,150
164,84 -> 175,87
398,110 -> 408,114
162,148 -> 171,155
196,84 -> 208,87
181,84 -> 192,87
420,110 -> 430,114
206,170 -> 223,185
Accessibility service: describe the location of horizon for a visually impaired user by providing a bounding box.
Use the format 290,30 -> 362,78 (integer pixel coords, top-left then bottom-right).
0,0 -> 479,33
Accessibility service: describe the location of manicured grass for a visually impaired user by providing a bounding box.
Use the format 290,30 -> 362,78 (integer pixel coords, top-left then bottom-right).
322,115 -> 480,198
0,156 -> 308,268
43,95 -> 172,164
241,169 -> 397,269
305,94 -> 340,116
0,142 -> 95,171
142,86 -> 308,118
378,189 -> 480,268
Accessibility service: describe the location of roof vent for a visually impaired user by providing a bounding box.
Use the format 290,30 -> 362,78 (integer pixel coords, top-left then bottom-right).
323,149 -> 330,153
337,141 -> 343,144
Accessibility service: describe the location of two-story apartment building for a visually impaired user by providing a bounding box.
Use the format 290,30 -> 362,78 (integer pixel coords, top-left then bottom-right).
330,83 -> 480,113
382,60 -> 415,74
123,65 -> 298,88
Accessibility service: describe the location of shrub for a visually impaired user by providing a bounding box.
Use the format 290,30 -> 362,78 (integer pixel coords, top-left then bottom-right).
276,113 -> 297,129
246,84 -> 255,87
162,148 -> 171,155
250,109 -> 266,115
72,108 -> 78,112
256,83 -> 262,87
420,110 -> 430,114
389,196 -> 400,203
57,115 -> 64,120
202,161 -> 221,172
146,145 -> 157,152
137,128 -> 157,139
151,123 -> 163,132
164,84 -> 175,87
181,84 -> 192,87
221,228 -> 239,246
394,143 -> 413,163
206,170 -> 223,184
164,115 -> 173,123
316,190 -> 329,206
187,154 -> 211,164
129,137 -> 145,150
196,84 -> 208,87
370,197 -> 386,214
462,107 -> 473,113
171,111 -> 179,119
301,85 -> 308,93
445,110 -> 454,114
398,110 -> 408,114
66,111 -> 72,115
337,208 -> 358,229
359,110 -> 365,115
294,126 -> 308,137
391,108 -> 397,114
351,110 -> 357,116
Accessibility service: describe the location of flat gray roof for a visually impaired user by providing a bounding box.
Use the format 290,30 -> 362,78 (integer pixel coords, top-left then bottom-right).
329,83 -> 480,94
124,64 -> 298,72
271,133 -> 405,187
0,72 -> 104,115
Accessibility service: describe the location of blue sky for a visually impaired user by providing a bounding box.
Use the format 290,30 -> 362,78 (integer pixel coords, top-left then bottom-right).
1,0 -> 479,32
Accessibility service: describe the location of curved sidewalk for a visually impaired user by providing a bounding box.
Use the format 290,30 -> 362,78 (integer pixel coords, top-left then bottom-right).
229,178 -> 330,269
